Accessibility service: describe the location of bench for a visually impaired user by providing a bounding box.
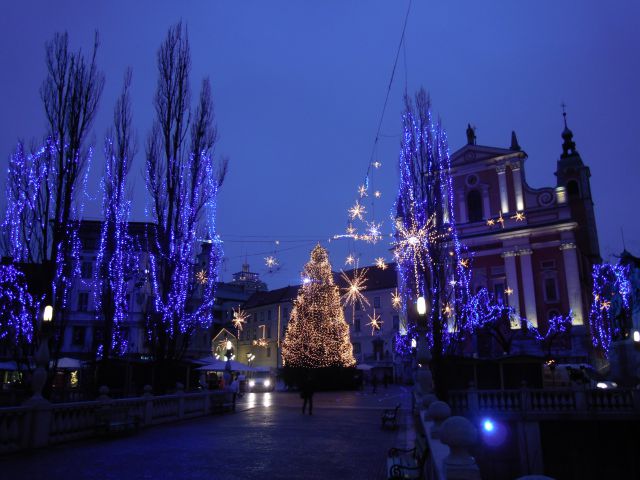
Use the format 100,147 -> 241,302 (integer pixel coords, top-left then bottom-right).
387,434 -> 429,479
95,405 -> 140,437
382,403 -> 401,429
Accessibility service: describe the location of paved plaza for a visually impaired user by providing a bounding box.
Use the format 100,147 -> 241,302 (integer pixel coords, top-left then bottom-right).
3,385 -> 415,480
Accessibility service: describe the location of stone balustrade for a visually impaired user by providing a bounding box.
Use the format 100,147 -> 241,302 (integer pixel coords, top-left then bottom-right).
0,386 -> 233,454
448,385 -> 640,419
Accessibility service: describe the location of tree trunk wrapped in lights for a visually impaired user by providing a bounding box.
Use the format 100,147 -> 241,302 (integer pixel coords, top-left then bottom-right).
282,245 -> 355,369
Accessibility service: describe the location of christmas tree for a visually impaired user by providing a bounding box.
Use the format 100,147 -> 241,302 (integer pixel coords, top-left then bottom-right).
282,244 -> 355,368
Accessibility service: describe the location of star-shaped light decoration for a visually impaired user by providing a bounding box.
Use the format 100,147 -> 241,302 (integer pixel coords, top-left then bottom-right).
486,218 -> 496,227
345,254 -> 355,266
358,184 -> 368,198
375,257 -> 388,270
449,279 -> 457,287
600,300 -> 611,311
511,211 -> 526,222
374,191 -> 381,198
341,268 -> 370,309
349,200 -> 366,221
367,309 -> 382,335
443,303 -> 453,317
505,287 -> 514,296
391,289 -> 402,310
196,269 -> 208,285
372,161 -> 382,169
346,224 -> 356,236
496,212 -> 505,228
232,307 -> 248,331
459,258 -> 469,269
365,221 -> 383,244
265,256 -> 278,269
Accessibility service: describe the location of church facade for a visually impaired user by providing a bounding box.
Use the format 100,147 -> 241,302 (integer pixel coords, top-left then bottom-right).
451,116 -> 600,358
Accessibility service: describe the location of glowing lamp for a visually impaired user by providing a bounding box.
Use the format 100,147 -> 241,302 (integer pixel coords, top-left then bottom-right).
226,340 -> 233,350
596,382 -> 608,389
482,419 -> 495,432
249,380 -> 255,387
264,379 -> 271,387
43,305 -> 53,322
417,297 -> 426,316
411,338 -> 417,348
633,331 -> 640,343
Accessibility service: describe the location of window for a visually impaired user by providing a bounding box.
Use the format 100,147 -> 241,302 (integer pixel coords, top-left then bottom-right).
81,261 -> 93,279
567,180 -> 579,197
373,296 -> 381,308
393,315 -> 400,330
352,342 -> 361,354
260,311 -> 265,322
78,292 -> 89,312
466,190 -> 483,222
72,326 -> 86,346
543,277 -> 559,303
93,327 -> 104,346
493,282 -> 505,304
355,318 -> 361,333
541,260 -> 556,270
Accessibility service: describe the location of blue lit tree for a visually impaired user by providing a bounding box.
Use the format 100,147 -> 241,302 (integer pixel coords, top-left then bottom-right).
589,262 -> 632,356
394,89 -> 472,360
0,263 -> 40,367
144,23 -> 227,361
527,312 -> 573,358
94,69 -> 136,358
2,31 -> 104,362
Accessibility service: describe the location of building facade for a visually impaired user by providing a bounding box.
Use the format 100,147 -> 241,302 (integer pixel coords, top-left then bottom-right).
452,118 -> 600,358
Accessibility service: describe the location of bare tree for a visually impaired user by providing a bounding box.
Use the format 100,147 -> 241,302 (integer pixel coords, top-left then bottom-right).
145,22 -> 226,363
1,31 -> 104,369
94,69 -> 136,359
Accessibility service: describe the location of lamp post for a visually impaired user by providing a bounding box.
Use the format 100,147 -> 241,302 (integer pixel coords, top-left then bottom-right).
25,305 -> 53,404
413,296 -> 435,408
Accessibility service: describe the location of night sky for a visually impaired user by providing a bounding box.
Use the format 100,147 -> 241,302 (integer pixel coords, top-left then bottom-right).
1,1 -> 638,289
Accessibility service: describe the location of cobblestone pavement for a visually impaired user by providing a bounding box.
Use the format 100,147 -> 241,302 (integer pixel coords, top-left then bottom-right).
4,385 -> 415,480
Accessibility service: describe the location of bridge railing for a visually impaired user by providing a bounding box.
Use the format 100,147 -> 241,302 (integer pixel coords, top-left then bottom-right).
0,384 -> 233,454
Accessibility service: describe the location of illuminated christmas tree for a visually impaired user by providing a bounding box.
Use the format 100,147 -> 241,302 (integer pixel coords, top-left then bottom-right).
282,245 -> 355,368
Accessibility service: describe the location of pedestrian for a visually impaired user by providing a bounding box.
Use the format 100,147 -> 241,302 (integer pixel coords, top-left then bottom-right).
230,375 -> 240,411
371,374 -> 378,394
301,373 -> 314,415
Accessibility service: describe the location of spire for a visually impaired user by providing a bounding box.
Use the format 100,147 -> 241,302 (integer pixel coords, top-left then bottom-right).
561,103 -> 578,158
510,130 -> 521,151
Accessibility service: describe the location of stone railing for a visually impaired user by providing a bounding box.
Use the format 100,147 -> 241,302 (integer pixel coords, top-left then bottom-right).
0,384 -> 233,454
448,385 -> 640,419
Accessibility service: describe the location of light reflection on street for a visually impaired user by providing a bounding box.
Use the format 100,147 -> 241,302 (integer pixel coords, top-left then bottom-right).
243,392 -> 272,409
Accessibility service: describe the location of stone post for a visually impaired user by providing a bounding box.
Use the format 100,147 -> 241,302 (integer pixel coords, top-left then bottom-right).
440,416 -> 481,480
23,337 -> 52,448
176,382 -> 185,419
428,400 -> 451,439
143,384 -> 153,425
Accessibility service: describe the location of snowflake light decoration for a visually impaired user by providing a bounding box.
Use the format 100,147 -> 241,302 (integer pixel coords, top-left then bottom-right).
232,307 -> 248,331
375,257 -> 388,270
367,309 -> 382,334
358,185 -> 368,198
391,289 -> 402,310
196,269 -> 208,285
341,267 -> 370,309
265,256 -> 278,269
510,211 -> 526,222
348,200 -> 366,221
345,254 -> 355,266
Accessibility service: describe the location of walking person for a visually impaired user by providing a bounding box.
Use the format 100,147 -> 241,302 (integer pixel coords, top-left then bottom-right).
230,375 -> 240,412
301,373 -> 314,415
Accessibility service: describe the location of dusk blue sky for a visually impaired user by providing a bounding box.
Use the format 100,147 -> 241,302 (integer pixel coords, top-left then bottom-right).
1,1 -> 638,289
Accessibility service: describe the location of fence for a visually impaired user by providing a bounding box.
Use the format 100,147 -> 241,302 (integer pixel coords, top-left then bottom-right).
0,385 -> 233,454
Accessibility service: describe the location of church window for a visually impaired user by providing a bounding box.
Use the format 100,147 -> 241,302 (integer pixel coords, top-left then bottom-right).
466,190 -> 483,222
567,180 -> 579,197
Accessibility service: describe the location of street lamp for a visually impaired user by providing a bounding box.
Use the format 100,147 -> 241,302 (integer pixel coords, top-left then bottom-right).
416,296 -> 426,316
43,305 -> 53,323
